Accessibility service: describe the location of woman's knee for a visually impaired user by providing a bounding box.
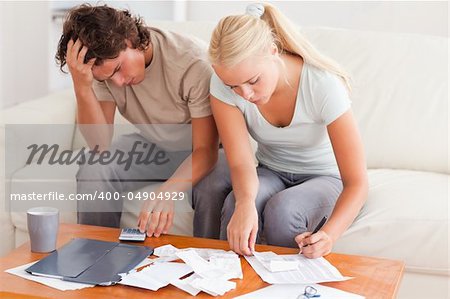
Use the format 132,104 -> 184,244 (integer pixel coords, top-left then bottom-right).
263,194 -> 306,248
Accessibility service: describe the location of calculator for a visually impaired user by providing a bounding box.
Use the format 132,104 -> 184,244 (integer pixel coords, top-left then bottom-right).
119,228 -> 146,242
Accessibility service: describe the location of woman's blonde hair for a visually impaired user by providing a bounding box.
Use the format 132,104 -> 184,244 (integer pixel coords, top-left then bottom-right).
208,3 -> 351,91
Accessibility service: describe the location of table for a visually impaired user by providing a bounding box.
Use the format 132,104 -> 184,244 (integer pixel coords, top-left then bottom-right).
0,223 -> 404,298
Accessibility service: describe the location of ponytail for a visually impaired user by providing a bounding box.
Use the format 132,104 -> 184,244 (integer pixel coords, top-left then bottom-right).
209,2 -> 351,92
261,3 -> 351,91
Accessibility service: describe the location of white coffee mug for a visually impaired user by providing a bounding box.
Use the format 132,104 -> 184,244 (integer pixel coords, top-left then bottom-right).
27,207 -> 59,253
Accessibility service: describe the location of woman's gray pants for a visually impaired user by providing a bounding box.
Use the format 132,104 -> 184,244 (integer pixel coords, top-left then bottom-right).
192,152 -> 343,248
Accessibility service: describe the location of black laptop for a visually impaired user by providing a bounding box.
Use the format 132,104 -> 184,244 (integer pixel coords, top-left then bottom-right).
25,238 -> 153,285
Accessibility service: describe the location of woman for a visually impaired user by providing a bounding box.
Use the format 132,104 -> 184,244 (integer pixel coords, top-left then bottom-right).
202,2 -> 368,258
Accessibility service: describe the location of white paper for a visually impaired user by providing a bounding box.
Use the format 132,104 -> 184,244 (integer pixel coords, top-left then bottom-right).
153,244 -> 179,257
131,257 -> 155,270
152,244 -> 230,262
209,253 -> 243,279
270,260 -> 299,272
152,255 -> 181,263
5,261 -> 95,291
245,253 -> 347,284
119,262 -> 193,291
151,245 -> 242,296
170,273 -> 202,296
235,283 -> 365,299
185,247 -> 229,260
253,251 -> 299,272
175,250 -> 240,280
190,277 -> 236,296
175,250 -> 213,274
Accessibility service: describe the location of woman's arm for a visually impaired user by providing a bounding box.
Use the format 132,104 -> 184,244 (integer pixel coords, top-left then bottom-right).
297,110 -> 368,258
211,95 -> 259,255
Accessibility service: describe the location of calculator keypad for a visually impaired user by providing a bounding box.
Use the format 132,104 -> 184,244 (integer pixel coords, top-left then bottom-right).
119,228 -> 146,241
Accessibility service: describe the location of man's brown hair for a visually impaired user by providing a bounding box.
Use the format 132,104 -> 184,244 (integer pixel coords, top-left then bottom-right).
55,4 -> 150,72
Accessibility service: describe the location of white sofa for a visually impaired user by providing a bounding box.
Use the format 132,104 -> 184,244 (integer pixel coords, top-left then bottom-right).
0,22 -> 448,298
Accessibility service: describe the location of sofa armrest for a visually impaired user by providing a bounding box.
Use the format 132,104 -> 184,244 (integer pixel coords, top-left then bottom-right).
0,126 -> 14,256
1,89 -> 76,125
0,89 -> 77,254
0,89 -> 77,177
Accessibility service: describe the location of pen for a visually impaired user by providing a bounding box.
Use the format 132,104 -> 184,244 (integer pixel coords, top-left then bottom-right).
302,216 -> 328,248
312,215 -> 328,234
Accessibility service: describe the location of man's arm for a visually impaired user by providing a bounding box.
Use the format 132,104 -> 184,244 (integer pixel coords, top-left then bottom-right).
191,115 -> 220,184
67,39 -> 115,149
138,115 -> 220,236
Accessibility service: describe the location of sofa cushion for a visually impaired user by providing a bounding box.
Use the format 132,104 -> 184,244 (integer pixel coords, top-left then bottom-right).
334,169 -> 448,275
301,28 -> 448,174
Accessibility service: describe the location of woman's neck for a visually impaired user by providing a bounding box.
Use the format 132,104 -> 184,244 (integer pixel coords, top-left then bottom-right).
272,53 -> 303,99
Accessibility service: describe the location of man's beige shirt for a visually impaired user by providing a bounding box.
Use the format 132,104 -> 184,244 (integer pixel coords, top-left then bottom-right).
92,27 -> 212,124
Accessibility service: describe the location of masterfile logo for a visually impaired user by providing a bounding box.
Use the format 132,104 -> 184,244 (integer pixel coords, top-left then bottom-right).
26,141 -> 170,171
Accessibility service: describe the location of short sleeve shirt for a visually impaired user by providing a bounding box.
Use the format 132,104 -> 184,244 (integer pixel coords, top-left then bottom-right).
210,63 -> 351,177
92,27 -> 213,124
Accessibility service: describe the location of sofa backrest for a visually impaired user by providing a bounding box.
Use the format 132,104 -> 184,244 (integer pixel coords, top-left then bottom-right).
299,27 -> 448,174
74,21 -> 448,174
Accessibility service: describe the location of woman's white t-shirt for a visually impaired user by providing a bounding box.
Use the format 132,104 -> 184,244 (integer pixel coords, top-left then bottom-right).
210,63 -> 351,177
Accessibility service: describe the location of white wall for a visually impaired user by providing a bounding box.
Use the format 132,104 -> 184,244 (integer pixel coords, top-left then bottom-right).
49,1 -> 177,94
48,1 -> 191,101
187,1 -> 448,37
0,1 -> 50,109
0,1 -> 448,109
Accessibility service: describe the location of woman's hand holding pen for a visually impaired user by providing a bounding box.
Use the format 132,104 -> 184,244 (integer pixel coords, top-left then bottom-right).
295,230 -> 333,259
295,216 -> 333,258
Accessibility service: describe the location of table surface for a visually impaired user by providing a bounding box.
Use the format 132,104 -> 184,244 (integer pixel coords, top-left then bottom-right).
0,223 -> 404,299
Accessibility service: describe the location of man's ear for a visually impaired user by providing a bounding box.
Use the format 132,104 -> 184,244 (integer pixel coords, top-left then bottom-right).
125,39 -> 132,48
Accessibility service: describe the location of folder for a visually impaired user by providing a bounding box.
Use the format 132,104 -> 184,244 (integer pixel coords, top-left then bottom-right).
25,238 -> 153,285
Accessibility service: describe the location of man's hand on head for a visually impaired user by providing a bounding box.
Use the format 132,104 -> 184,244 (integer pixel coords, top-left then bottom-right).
66,39 -> 96,89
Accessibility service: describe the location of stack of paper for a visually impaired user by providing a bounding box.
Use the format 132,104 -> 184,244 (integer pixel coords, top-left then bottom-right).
119,245 -> 242,296
253,251 -> 299,272
152,244 -> 231,262
174,249 -> 239,295
170,273 -> 203,296
118,262 -> 193,291
245,251 -> 348,284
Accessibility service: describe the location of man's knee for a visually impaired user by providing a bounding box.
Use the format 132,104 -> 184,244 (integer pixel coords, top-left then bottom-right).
77,211 -> 121,228
76,162 -> 118,182
192,151 -> 231,208
221,192 -> 236,220
218,192 -> 236,239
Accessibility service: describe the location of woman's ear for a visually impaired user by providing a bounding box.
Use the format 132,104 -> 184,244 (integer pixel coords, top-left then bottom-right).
270,43 -> 279,55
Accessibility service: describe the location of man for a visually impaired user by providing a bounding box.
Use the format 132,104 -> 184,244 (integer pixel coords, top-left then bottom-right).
55,4 -> 218,237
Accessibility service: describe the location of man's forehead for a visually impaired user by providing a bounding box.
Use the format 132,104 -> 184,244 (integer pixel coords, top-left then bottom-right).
92,59 -> 118,77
